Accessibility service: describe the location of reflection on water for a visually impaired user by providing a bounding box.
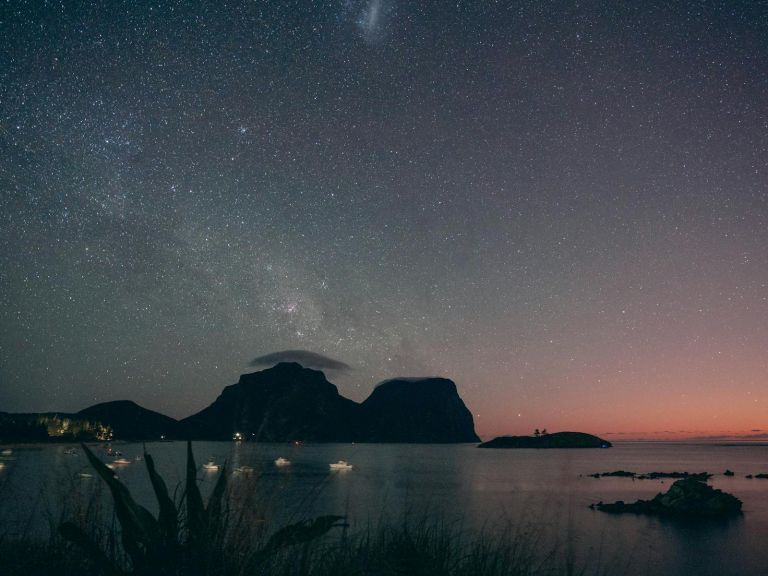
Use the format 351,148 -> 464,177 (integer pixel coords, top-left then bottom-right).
1,442 -> 767,575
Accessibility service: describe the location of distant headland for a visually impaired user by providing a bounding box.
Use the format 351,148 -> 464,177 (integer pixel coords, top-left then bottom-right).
478,431 -> 612,449
0,362 -> 480,444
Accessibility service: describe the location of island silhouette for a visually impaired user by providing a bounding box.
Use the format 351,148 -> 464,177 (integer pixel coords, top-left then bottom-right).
478,431 -> 612,449
1,362 -> 480,443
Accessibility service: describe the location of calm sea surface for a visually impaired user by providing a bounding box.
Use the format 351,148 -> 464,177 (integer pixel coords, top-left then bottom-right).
1,441 -> 767,575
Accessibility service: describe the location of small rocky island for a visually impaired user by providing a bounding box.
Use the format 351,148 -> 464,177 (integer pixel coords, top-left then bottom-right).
589,470 -> 711,480
591,477 -> 742,518
478,431 -> 611,449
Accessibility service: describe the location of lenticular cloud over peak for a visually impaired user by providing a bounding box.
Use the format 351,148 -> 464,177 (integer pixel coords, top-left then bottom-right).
249,350 -> 351,372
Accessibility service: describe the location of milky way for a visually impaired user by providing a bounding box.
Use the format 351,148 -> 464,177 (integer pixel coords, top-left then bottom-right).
1,1 -> 767,438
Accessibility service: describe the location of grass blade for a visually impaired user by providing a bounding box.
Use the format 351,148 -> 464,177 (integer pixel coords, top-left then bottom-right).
59,521 -> 126,576
80,444 -> 159,540
205,461 -> 228,536
185,440 -> 206,544
144,451 -> 178,545
80,444 -> 160,570
262,515 -> 348,554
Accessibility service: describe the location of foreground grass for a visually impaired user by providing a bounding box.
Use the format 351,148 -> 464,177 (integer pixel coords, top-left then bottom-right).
0,443 -> 605,576
1,520 -> 588,576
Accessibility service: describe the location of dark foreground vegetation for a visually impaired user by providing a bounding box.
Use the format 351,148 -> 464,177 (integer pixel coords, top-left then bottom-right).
0,443 -> 601,576
1,523 -> 566,576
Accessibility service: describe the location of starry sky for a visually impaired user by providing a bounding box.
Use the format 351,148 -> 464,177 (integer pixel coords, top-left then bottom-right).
1,0 -> 767,440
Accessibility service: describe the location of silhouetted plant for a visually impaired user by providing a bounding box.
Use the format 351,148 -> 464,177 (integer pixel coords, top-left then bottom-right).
59,441 -> 346,575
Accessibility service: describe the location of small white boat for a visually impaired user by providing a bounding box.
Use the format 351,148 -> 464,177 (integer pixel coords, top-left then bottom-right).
235,465 -> 254,473
1,449 -> 12,456
274,457 -> 291,467
329,460 -> 353,471
112,458 -> 131,465
78,472 -> 92,478
64,448 -> 78,455
203,460 -> 220,471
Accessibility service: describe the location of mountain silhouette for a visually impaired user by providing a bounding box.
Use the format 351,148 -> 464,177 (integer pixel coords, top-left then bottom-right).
359,377 -> 480,442
180,362 -> 360,441
77,400 -> 179,440
180,364 -> 479,443
2,363 -> 480,444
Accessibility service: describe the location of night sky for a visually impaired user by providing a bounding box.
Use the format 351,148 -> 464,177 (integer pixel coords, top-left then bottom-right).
1,1 -> 767,439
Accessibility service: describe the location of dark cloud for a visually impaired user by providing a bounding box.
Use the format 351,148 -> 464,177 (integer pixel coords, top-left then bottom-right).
249,350 -> 351,372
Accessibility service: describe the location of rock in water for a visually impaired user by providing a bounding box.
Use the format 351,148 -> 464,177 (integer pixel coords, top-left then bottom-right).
592,477 -> 742,518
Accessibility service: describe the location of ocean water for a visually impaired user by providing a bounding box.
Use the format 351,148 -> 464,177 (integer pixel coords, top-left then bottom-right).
1,441 -> 767,575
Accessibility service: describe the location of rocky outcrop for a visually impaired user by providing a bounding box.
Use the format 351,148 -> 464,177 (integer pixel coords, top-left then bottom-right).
588,470 -> 635,478
359,378 -> 480,443
589,471 -> 711,480
591,477 -> 742,518
479,431 -> 611,449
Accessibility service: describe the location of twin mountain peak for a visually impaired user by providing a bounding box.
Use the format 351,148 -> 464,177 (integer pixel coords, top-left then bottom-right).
80,362 -> 480,443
